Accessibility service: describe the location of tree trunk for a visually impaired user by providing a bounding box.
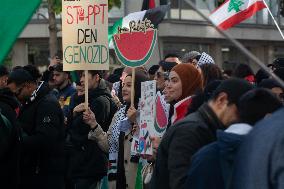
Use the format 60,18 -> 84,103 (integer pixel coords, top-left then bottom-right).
47,0 -> 58,58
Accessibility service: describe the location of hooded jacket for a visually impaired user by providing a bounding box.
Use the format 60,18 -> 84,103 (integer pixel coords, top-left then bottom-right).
18,82 -> 65,189
151,103 -> 225,189
0,88 -> 21,189
185,123 -> 252,189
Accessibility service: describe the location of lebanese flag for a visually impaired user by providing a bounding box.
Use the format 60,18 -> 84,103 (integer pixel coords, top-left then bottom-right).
209,0 -> 266,30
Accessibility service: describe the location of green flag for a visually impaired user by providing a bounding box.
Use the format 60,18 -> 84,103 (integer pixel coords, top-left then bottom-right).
0,0 -> 41,64
135,162 -> 143,189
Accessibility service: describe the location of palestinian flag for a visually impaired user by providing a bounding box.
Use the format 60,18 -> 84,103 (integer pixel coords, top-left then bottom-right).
141,0 -> 156,10
108,5 -> 169,48
209,0 -> 266,30
0,0 -> 41,64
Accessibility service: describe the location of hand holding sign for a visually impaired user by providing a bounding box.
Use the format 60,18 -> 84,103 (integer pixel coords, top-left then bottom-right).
73,103 -> 86,115
127,106 -> 137,124
83,108 -> 98,129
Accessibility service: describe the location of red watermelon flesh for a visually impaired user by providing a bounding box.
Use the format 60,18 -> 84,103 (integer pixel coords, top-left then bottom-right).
155,95 -> 168,129
113,30 -> 155,61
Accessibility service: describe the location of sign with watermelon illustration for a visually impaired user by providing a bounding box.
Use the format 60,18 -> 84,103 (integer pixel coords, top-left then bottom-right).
113,19 -> 157,67
152,91 -> 169,137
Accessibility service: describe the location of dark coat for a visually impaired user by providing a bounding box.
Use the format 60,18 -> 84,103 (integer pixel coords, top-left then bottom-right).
185,124 -> 250,189
151,103 -> 225,189
67,80 -> 115,180
0,88 -> 21,189
18,83 -> 65,189
232,108 -> 284,189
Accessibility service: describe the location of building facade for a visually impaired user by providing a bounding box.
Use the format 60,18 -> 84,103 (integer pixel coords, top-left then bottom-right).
7,0 -> 284,72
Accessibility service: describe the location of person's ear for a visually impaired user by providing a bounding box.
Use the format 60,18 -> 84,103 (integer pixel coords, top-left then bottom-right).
215,92 -> 229,109
64,73 -> 69,80
95,74 -> 100,82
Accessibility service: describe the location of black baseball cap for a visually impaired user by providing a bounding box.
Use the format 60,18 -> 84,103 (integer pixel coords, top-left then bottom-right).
259,78 -> 282,89
7,68 -> 34,85
273,58 -> 284,68
159,61 -> 178,72
0,65 -> 9,77
211,78 -> 254,105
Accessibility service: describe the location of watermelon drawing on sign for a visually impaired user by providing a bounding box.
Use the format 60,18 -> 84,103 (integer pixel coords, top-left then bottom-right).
113,29 -> 157,67
154,94 -> 168,134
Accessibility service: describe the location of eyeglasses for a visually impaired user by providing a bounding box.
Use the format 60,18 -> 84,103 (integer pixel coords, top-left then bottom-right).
156,72 -> 170,80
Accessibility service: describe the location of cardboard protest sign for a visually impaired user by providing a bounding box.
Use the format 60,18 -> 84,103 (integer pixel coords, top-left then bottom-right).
131,80 -> 156,155
62,0 -> 109,71
112,19 -> 157,68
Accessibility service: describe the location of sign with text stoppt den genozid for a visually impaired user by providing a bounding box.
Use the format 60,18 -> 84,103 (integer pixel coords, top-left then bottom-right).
62,0 -> 109,71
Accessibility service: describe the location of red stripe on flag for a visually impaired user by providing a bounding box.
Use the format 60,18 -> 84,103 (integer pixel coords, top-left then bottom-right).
218,1 -> 266,30
149,0 -> 156,9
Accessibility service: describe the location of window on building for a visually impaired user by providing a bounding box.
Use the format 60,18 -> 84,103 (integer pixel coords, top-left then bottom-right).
163,41 -> 210,59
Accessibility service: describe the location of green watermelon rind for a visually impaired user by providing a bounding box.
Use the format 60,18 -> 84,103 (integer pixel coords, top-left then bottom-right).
154,96 -> 167,134
154,118 -> 167,133
113,29 -> 157,68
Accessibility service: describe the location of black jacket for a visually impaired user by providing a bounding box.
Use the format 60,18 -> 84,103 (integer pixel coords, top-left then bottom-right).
18,83 -> 65,189
67,79 -> 115,180
151,103 -> 225,189
69,79 -> 114,130
0,88 -> 21,189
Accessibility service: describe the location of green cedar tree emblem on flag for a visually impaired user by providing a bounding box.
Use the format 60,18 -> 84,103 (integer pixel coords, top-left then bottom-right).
228,0 -> 244,12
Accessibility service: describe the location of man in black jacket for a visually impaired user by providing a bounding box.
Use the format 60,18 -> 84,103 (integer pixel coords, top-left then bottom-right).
150,79 -> 253,189
7,67 -> 65,189
0,86 -> 21,189
67,70 -> 116,189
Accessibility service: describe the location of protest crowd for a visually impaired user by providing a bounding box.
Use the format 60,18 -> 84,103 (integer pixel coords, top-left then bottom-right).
1,50 -> 284,189
2,0 -> 284,187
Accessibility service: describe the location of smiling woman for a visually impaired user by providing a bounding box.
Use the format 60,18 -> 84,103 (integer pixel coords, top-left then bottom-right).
166,63 -> 203,124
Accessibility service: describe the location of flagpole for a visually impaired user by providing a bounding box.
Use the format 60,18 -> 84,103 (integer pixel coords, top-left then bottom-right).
183,0 -> 284,88
262,0 -> 284,40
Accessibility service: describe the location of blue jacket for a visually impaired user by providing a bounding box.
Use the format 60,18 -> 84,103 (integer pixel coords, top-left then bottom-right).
232,108 -> 284,189
185,123 -> 252,189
